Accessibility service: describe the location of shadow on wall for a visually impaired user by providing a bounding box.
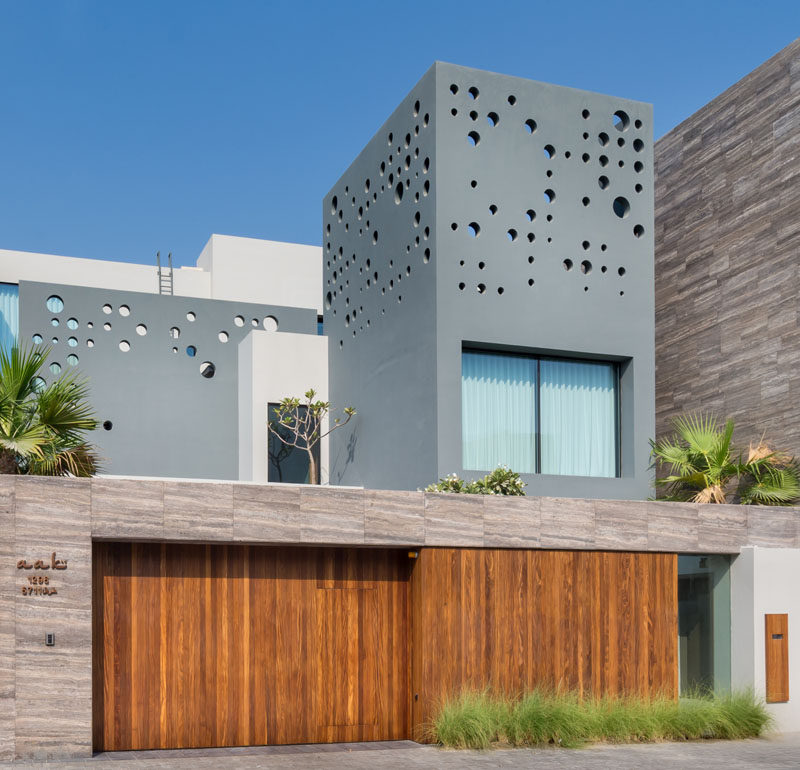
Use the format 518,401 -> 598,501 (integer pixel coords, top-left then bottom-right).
330,424 -> 358,484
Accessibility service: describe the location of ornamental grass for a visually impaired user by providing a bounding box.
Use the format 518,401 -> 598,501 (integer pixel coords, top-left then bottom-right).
432,689 -> 771,749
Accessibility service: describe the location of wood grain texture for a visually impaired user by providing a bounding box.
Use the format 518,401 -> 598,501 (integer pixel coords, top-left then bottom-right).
409,548 -> 678,740
765,613 -> 789,703
93,543 -> 410,751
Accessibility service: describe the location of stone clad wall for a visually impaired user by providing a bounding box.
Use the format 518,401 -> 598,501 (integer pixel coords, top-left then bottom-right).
654,40 -> 800,450
1,475 -> 799,759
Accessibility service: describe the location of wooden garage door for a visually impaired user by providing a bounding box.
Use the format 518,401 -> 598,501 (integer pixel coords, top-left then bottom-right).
93,543 -> 410,751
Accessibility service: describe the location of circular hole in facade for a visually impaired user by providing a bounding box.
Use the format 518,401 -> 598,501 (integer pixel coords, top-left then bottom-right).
528,256 -> 535,264
67,337 -> 78,347
219,331 -> 229,343
634,161 -> 644,173
618,267 -> 626,276
528,278 -> 535,286
582,197 -> 590,206
613,197 -> 631,218
46,296 -> 64,313
31,376 -> 45,391
470,180 -> 477,188
458,282 -> 465,291
135,324 -> 147,336
563,259 -> 573,271
598,175 -> 610,190
467,131 -> 480,147
119,305 -> 130,317
263,316 -> 279,332
373,231 -> 379,244
469,110 -> 478,120
582,241 -> 590,250
489,204 -> 498,215
87,322 -> 93,329
478,261 -> 486,270
102,304 -> 112,314
477,283 -> 486,294
331,195 -> 338,214
87,339 -> 94,347
543,144 -> 555,159
103,420 -> 113,431
618,160 -> 625,168
524,119 -> 537,134
186,311 -> 196,322
424,248 -> 431,263
200,361 -> 216,379
582,109 -> 590,119
633,224 -> 645,238
450,83 -> 458,95
234,315 -> 245,327
598,132 -> 609,147
635,183 -> 643,193
67,354 -> 78,366
413,99 -> 420,116
544,189 -> 555,203
451,107 -> 458,116
613,110 -> 630,131
186,345 -> 196,357
601,244 -> 608,251
601,265 -> 608,273
599,155 -> 609,167
467,222 -> 480,237
67,318 -> 78,330
103,323 -> 111,331
487,112 -> 499,127
51,337 -> 58,344
497,287 -> 504,295
581,260 -> 592,274
635,119 -> 642,129
526,209 -> 536,222
49,362 -> 61,375
582,153 -> 590,163
51,318 -> 59,327
468,86 -> 479,100
394,183 -> 403,203
119,340 -> 130,352
32,334 -> 42,344
508,95 -> 517,105
507,229 -> 518,242
617,137 -> 625,147
170,327 -> 180,339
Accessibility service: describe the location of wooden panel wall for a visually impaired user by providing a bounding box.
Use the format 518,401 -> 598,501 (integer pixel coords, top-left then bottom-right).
410,548 -> 678,738
92,543 -> 410,751
765,613 -> 789,703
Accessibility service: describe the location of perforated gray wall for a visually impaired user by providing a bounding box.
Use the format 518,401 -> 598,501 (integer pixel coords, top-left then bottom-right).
19,281 -> 316,479
327,62 -> 655,498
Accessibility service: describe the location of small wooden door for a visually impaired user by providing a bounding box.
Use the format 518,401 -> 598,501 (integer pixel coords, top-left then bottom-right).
93,543 -> 410,751
765,613 -> 789,703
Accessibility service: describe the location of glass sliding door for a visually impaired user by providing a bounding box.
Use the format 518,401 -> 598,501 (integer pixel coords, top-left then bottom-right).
462,350 -> 536,473
539,358 -> 617,477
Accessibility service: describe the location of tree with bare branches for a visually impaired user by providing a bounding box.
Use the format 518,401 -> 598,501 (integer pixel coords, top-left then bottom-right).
267,389 -> 355,485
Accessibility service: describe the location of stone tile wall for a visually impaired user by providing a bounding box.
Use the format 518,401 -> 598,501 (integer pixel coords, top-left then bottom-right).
2,475 -> 800,759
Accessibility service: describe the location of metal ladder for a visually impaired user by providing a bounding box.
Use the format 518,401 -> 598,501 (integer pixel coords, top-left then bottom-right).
156,251 -> 174,295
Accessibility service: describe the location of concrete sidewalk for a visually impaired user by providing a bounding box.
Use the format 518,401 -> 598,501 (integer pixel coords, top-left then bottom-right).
3,734 -> 800,769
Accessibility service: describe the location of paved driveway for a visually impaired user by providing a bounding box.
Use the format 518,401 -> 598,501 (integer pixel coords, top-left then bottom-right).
3,734 -> 800,769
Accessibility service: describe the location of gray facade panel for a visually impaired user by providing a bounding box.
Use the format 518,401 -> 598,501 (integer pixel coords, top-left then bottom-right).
327,62 -> 655,497
19,281 -> 316,479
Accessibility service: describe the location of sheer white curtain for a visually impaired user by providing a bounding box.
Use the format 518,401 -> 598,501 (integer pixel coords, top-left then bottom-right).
0,284 -> 19,355
462,351 -> 536,473
539,359 -> 616,477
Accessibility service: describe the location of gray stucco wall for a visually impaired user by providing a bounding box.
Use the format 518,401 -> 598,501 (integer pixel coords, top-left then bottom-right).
655,39 -> 800,455
18,281 -> 316,479
327,62 -> 655,497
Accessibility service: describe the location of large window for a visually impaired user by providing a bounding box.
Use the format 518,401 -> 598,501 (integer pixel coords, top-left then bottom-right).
267,403 -> 320,484
462,350 -> 619,477
0,284 -> 19,356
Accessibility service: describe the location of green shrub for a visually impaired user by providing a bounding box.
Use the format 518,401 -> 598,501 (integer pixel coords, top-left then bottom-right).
432,688 -> 771,749
425,465 -> 526,496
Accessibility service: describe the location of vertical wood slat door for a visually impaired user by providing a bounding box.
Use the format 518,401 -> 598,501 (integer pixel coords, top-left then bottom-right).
93,543 -> 410,751
410,548 -> 678,737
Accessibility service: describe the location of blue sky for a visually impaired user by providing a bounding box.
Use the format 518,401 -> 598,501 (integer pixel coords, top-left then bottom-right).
1,1 -> 797,266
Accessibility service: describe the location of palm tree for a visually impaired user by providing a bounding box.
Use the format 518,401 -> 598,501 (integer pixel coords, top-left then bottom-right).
0,345 -> 100,476
651,413 -> 800,505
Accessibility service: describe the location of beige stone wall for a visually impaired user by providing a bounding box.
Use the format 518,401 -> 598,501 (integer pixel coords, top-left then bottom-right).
654,39 -> 800,451
1,475 -> 799,759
